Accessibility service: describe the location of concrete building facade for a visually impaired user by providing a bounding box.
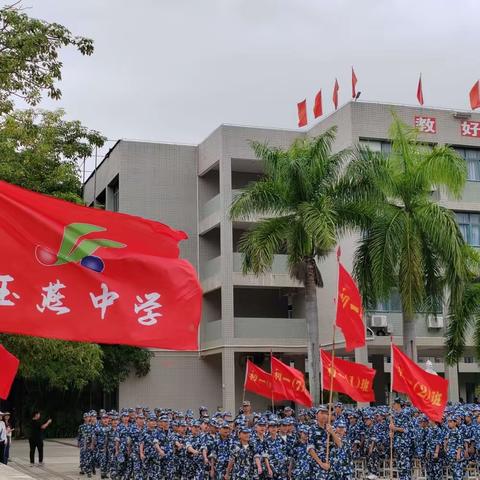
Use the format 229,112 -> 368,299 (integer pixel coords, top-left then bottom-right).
83,101 -> 480,412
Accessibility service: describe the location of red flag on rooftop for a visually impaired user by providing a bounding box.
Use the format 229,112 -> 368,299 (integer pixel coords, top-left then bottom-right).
0,344 -> 19,400
320,349 -> 375,402
244,360 -> 287,401
313,90 -> 323,118
271,356 -> 313,407
0,181 -> 202,350
333,78 -> 339,110
417,74 -> 424,106
392,344 -> 448,422
469,80 -> 480,110
297,99 -> 308,127
352,67 -> 358,99
335,262 -> 365,351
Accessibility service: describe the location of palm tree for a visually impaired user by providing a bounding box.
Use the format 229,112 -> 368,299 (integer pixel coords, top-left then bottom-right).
230,127 -> 379,405
353,115 -> 469,362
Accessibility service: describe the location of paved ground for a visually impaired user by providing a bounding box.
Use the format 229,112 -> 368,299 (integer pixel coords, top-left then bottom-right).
5,439 -> 81,480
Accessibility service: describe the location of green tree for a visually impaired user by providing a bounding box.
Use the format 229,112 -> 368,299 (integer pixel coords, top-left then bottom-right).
0,108 -> 104,202
0,2 -> 93,113
353,116 -> 469,361
230,127 -> 377,404
445,251 -> 480,364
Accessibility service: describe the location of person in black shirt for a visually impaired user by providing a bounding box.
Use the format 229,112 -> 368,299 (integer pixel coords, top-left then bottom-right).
29,411 -> 52,465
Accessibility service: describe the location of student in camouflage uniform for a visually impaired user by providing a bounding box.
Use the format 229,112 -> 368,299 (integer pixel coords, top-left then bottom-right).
94,414 -> 111,479
225,427 -> 256,480
390,398 -> 412,480
425,419 -> 443,480
290,424 -> 313,479
210,422 -> 233,480
444,415 -> 464,480
330,420 -> 353,480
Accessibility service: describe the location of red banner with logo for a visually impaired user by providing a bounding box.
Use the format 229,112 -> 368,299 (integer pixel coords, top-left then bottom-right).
0,344 -> 19,400
335,262 -> 365,351
320,349 -> 375,402
0,181 -> 202,350
392,344 -> 448,422
271,356 -> 313,407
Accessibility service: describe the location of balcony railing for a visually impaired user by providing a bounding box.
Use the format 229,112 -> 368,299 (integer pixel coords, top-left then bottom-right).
234,317 -> 306,339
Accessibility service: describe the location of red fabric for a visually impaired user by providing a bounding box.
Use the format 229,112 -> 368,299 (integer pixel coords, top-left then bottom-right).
392,344 -> 448,422
335,263 -> 365,351
244,360 -> 287,401
0,344 -> 19,400
320,349 -> 375,402
417,75 -> 424,106
297,99 -> 308,127
313,90 -> 323,118
333,79 -> 339,110
271,356 -> 313,407
0,181 -> 202,350
470,80 -> 480,110
352,67 -> 358,99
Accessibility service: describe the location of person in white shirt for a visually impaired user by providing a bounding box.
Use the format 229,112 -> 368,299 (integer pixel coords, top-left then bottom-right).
0,412 -> 6,464
2,412 -> 13,464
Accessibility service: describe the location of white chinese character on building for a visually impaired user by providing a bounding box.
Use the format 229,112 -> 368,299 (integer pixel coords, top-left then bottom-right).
90,283 -> 119,320
461,120 -> 480,137
134,292 -> 162,326
415,116 -> 436,134
36,279 -> 70,315
0,275 -> 20,306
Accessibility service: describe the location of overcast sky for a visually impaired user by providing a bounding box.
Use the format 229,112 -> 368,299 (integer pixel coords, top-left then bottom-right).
25,0 -> 479,152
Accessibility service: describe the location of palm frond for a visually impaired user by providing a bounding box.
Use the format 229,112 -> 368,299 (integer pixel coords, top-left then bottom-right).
446,283 -> 480,364
237,215 -> 293,275
230,179 -> 289,220
417,146 -> 467,199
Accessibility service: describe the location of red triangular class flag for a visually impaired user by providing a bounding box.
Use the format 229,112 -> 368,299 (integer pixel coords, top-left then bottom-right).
244,360 -> 287,401
392,344 -> 448,422
351,67 -> 358,99
271,356 -> 313,407
297,99 -> 308,127
335,263 -> 365,351
417,74 -> 424,106
333,78 -> 339,110
0,344 -> 19,400
313,90 -> 323,118
469,80 -> 480,110
320,349 -> 375,402
0,181 -> 202,350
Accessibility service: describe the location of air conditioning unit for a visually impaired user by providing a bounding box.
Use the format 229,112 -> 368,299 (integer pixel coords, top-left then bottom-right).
370,314 -> 388,328
427,315 -> 444,329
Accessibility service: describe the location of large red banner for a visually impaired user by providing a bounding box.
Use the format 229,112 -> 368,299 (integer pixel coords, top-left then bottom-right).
271,356 -> 313,407
321,349 -> 375,402
392,344 -> 448,422
244,360 -> 287,401
0,181 -> 202,350
335,262 -> 365,351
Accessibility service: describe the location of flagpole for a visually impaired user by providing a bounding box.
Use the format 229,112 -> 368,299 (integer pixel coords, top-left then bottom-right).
242,357 -> 249,406
325,324 -> 336,464
270,349 -> 275,413
389,336 -> 394,480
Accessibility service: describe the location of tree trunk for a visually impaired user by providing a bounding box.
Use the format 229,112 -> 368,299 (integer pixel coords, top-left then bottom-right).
402,311 -> 417,362
305,259 -> 321,406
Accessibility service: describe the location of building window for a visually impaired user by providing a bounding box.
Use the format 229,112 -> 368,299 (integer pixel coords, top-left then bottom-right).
374,290 -> 401,312
455,148 -> 480,181
112,184 -> 119,212
360,140 -> 391,154
456,212 -> 480,247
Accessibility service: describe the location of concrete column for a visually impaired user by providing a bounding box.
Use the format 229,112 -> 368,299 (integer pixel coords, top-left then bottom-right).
355,345 -> 370,407
219,154 -> 234,340
222,348 -> 236,413
371,354 -> 387,405
445,363 -> 459,403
